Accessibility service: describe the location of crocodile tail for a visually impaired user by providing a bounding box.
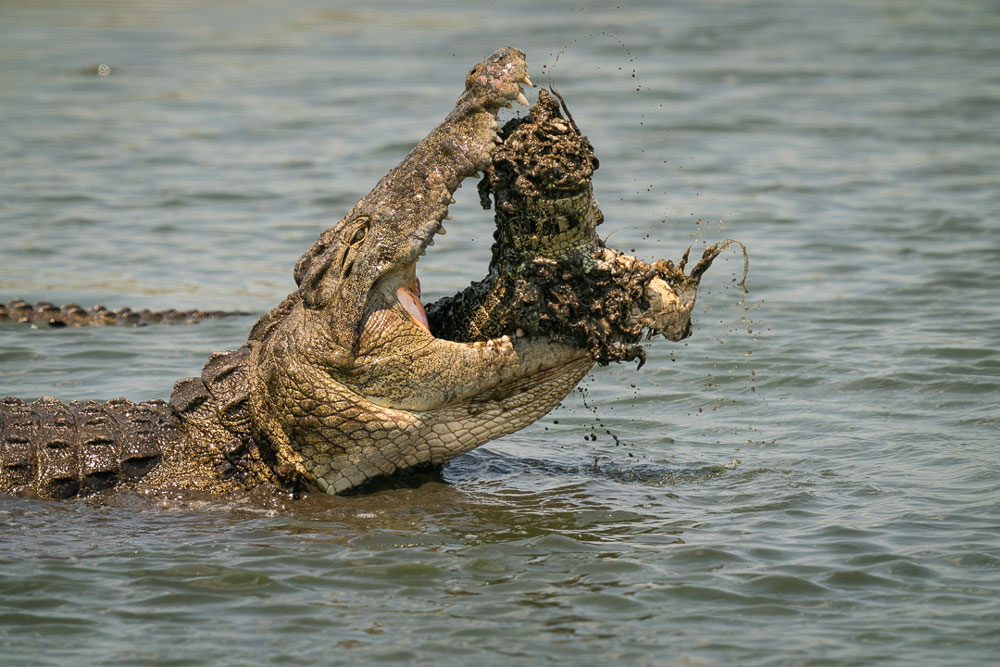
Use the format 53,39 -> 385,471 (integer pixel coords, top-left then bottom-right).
0,298 -> 249,328
0,395 -> 175,499
168,345 -> 264,486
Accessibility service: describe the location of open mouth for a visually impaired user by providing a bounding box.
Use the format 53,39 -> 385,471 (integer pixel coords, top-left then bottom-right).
396,280 -> 430,333
388,204 -> 455,337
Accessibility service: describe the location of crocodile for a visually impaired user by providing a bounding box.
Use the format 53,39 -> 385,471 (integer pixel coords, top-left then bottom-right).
0,48 -> 724,501
0,298 -> 248,328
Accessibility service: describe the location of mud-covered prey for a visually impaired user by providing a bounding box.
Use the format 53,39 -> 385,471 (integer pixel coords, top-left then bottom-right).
428,89 -> 730,367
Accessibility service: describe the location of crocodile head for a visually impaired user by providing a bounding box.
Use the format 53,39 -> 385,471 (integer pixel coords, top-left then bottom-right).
246,48 -> 593,494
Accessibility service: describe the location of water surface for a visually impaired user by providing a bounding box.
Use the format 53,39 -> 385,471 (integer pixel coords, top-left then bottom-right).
1,1 -> 998,664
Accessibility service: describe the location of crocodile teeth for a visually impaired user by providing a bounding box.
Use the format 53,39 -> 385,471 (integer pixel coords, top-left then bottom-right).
515,91 -> 530,107
522,73 -> 535,87
443,213 -> 451,220
436,226 -> 447,235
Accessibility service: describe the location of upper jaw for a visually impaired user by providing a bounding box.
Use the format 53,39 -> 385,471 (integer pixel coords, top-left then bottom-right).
393,46 -> 536,266
407,216 -> 446,263
353,47 -> 537,343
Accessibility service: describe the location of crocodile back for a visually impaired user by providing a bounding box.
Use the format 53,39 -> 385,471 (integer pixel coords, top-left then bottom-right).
0,396 -> 177,498
0,298 -> 247,327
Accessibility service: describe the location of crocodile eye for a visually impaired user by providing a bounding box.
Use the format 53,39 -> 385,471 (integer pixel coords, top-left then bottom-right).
350,224 -> 368,245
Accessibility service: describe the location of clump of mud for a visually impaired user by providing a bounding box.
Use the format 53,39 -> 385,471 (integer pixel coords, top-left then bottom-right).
428,89 -> 735,367
482,246 -> 728,367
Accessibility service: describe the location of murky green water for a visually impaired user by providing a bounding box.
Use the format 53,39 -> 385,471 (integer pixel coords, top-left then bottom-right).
2,1 -> 998,664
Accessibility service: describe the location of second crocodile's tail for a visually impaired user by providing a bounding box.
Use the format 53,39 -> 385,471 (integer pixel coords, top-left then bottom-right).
0,298 -> 250,328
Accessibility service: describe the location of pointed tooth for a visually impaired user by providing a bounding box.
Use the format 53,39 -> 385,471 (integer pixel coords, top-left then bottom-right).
443,213 -> 451,220
523,73 -> 535,87
436,226 -> 447,235
515,91 -> 530,107
428,238 -> 435,246
449,197 -> 456,204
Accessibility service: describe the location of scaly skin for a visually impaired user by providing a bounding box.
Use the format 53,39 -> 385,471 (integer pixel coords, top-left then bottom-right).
0,298 -> 248,328
0,48 -> 720,500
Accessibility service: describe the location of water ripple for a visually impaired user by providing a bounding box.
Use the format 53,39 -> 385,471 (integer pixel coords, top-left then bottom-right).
1,1 -> 999,665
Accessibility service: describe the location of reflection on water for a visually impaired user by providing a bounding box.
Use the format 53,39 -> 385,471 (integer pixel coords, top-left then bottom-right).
1,0 -> 999,665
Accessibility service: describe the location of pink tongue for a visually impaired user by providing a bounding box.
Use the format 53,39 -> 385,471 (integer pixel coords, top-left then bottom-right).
396,286 -> 430,332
